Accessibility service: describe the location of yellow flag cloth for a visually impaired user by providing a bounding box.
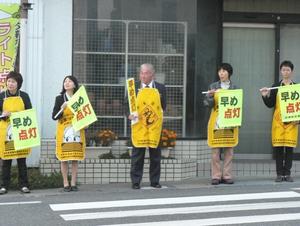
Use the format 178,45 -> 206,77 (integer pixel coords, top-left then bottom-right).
10,109 -> 40,150
278,84 -> 300,122
207,91 -> 239,148
218,89 -> 243,128
67,86 -> 97,132
272,93 -> 298,147
131,88 -> 163,148
0,4 -> 20,91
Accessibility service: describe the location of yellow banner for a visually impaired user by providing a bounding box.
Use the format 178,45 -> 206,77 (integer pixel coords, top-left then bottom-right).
10,108 -> 40,150
67,86 -> 97,132
131,88 -> 163,148
218,89 -> 243,128
0,4 -> 20,91
126,78 -> 137,113
126,78 -> 138,125
278,84 -> 300,122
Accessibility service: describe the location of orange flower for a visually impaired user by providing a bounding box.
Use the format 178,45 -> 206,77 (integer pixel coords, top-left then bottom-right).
97,129 -> 118,146
159,129 -> 177,148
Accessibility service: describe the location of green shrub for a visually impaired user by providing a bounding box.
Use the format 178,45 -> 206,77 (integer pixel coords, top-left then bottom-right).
120,151 -> 131,159
5,167 -> 63,190
99,150 -> 116,159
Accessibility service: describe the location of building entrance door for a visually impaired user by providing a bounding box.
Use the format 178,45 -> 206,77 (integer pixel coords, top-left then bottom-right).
223,23 -> 275,158
280,24 -> 300,156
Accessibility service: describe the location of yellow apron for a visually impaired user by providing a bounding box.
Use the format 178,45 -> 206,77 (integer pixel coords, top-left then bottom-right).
56,106 -> 85,161
132,88 -> 163,148
272,93 -> 298,147
207,92 -> 239,148
0,96 -> 31,159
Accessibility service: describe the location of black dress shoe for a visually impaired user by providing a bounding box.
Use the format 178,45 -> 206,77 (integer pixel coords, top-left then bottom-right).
285,175 -> 294,182
222,178 -> 234,184
63,186 -> 71,192
132,183 -> 140,189
71,186 -> 79,191
275,175 -> 283,182
211,179 -> 220,185
150,183 -> 162,188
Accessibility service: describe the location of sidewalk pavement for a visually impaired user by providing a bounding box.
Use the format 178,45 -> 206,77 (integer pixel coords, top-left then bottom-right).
2,176 -> 300,198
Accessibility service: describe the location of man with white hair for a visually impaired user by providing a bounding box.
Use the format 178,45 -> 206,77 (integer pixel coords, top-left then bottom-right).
128,63 -> 166,189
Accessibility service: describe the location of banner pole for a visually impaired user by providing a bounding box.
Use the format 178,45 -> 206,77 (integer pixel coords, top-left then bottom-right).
20,0 -> 28,75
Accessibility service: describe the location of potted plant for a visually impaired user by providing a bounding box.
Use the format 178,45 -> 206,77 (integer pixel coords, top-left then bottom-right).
159,129 -> 177,158
96,129 -> 118,158
97,129 -> 118,147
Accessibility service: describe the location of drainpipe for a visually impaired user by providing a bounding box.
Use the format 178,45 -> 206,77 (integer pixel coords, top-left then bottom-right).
19,0 -> 32,77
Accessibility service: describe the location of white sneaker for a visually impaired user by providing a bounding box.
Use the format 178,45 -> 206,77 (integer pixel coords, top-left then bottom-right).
0,187 -> 7,194
20,187 -> 30,193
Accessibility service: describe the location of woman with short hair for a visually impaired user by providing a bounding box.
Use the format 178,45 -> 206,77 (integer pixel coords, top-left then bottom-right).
0,71 -> 32,194
204,63 -> 239,185
260,60 -> 298,182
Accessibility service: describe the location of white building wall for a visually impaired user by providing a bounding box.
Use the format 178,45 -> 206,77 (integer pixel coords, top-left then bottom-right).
0,0 -> 73,165
39,0 -> 73,139
22,0 -> 43,166
29,0 -> 72,166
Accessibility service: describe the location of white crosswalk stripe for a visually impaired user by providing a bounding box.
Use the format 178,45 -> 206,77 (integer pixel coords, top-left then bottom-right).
61,201 -> 300,221
99,213 -> 300,226
49,191 -> 300,211
49,191 -> 300,225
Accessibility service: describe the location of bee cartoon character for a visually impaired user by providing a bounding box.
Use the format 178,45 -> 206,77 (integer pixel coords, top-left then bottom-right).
4,124 -> 14,151
61,126 -> 82,152
6,124 -> 13,141
63,126 -> 81,143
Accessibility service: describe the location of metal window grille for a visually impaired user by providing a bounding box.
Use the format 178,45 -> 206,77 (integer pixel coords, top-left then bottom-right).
73,19 -> 187,137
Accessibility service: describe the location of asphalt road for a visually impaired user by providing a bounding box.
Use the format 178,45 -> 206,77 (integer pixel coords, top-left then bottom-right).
1,177 -> 300,226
